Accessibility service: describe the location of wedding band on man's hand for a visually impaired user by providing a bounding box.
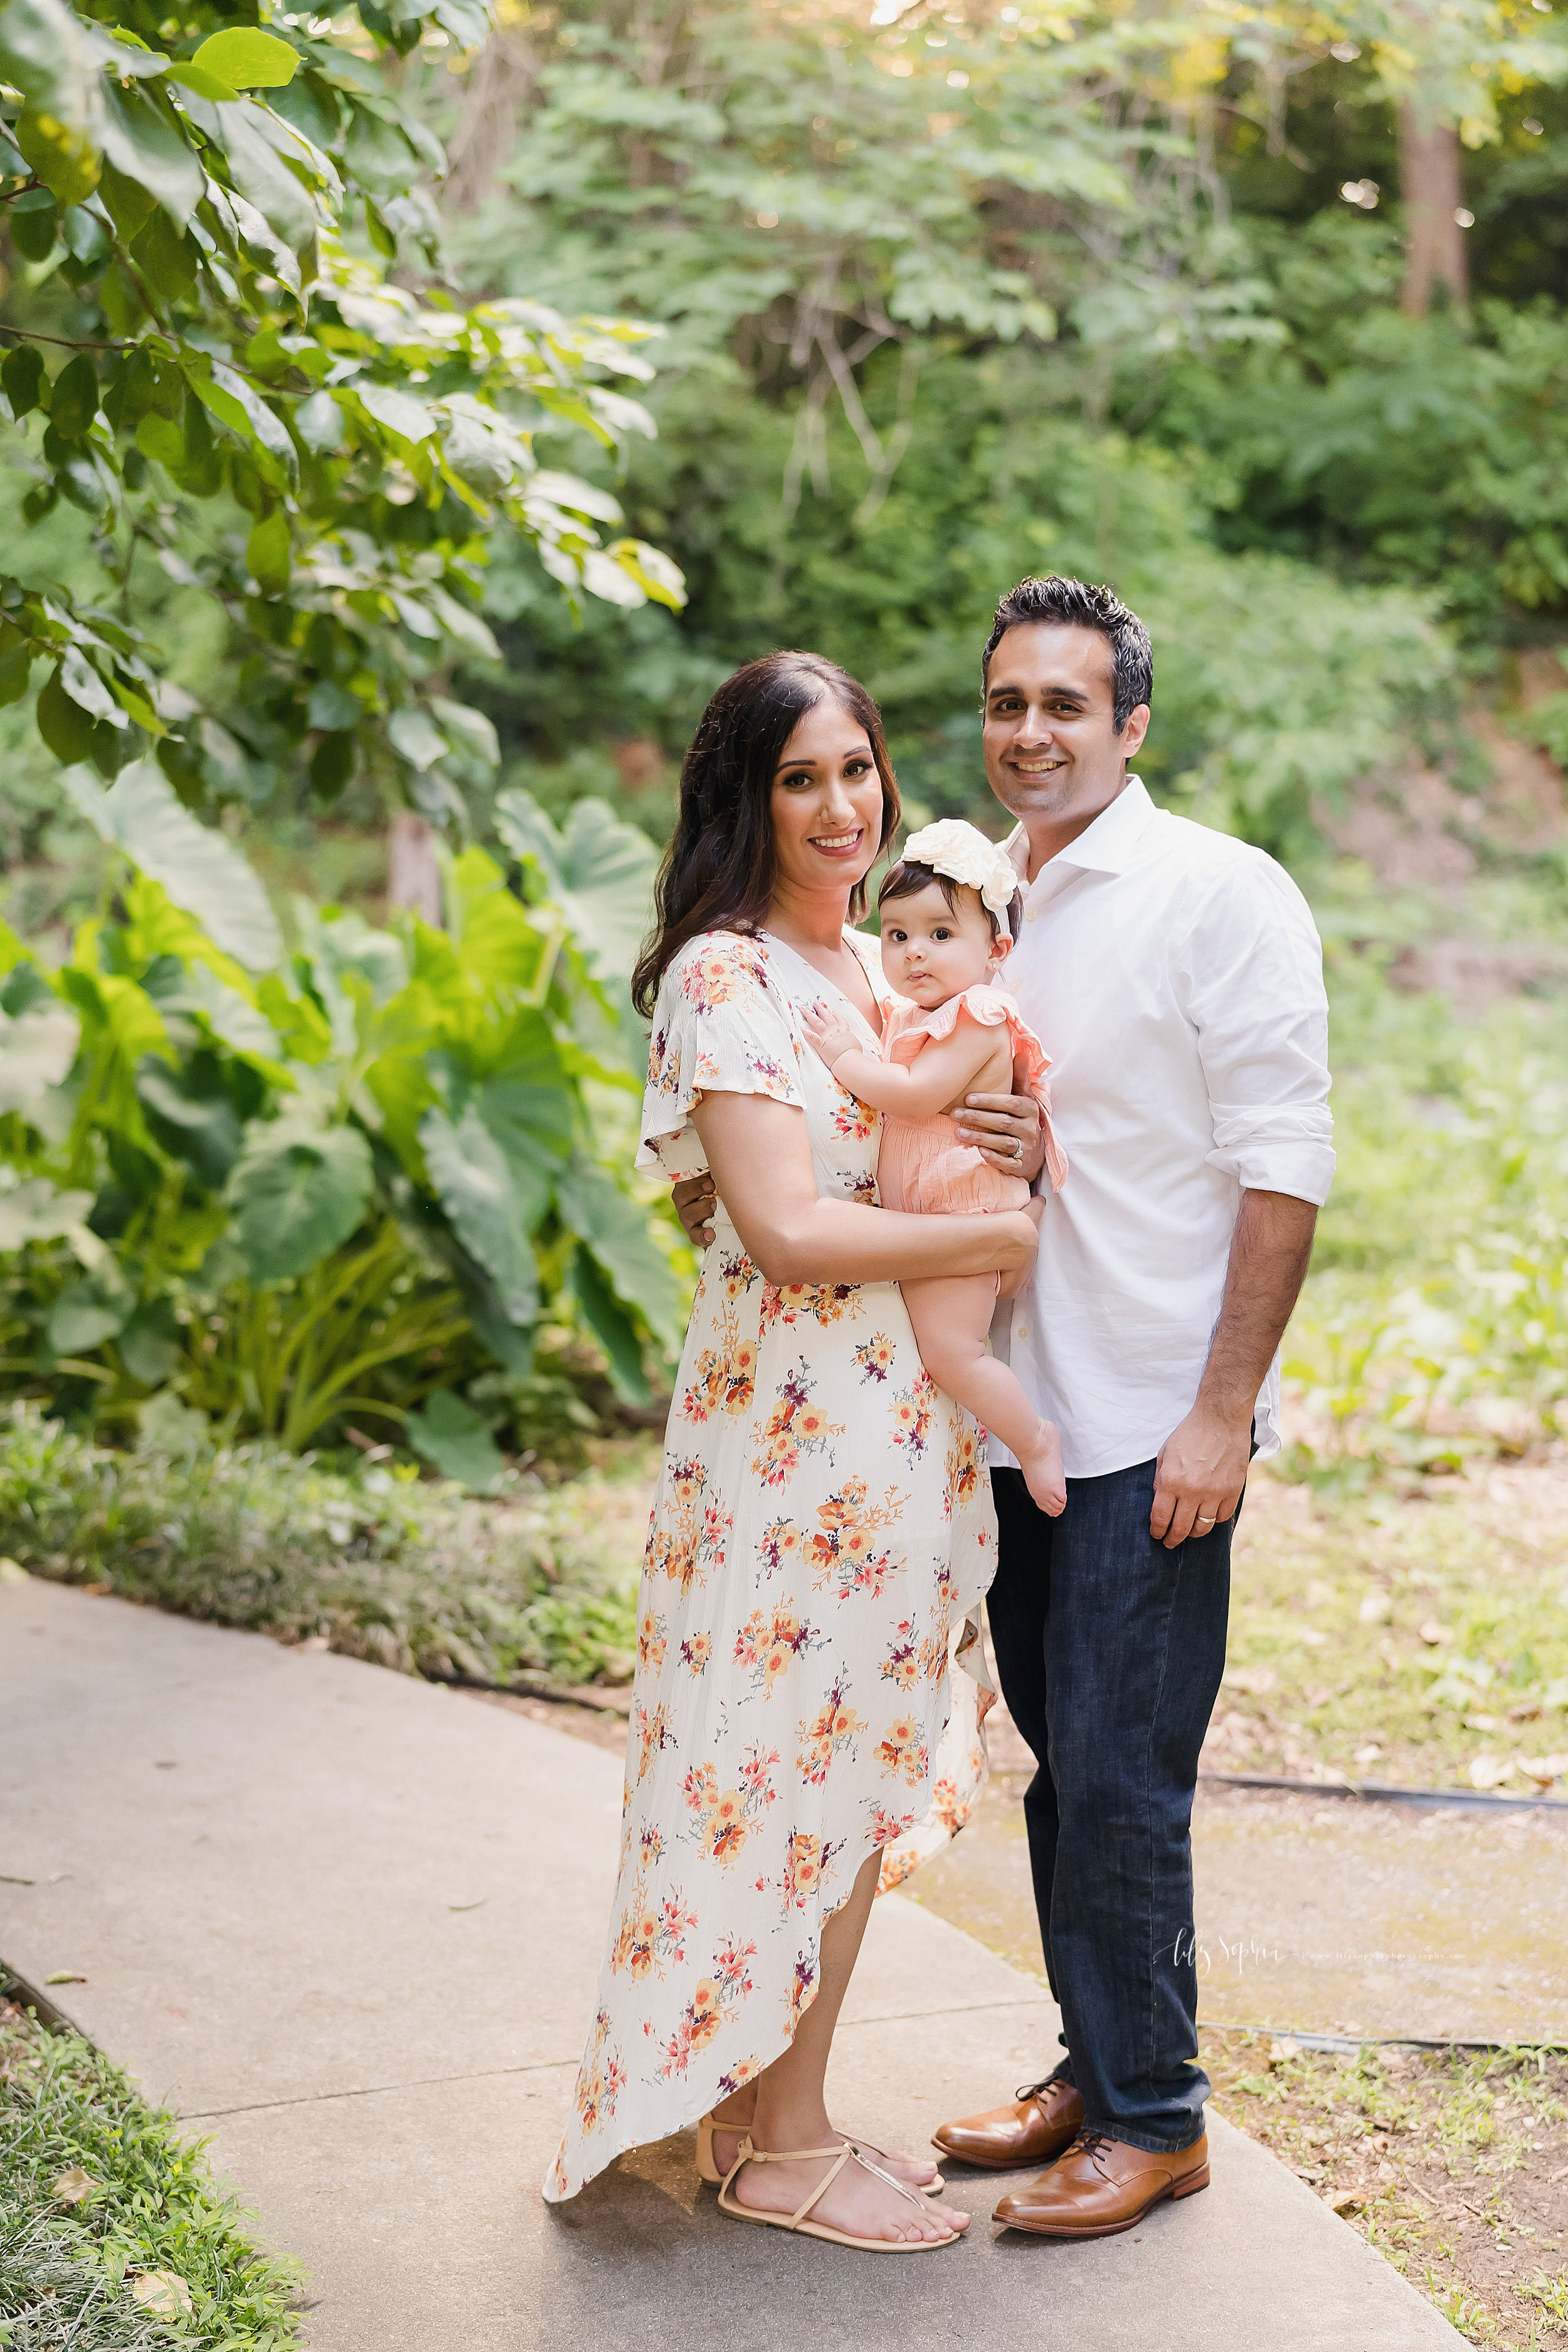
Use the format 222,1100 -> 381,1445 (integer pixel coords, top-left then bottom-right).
1196,1515 -> 1216,1528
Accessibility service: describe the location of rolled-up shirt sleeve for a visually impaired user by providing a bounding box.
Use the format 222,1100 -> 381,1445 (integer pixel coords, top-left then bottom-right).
1179,857 -> 1336,1206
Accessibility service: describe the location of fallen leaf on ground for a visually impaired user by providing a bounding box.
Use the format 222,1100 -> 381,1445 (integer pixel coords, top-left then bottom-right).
1328,2188 -> 1363,2213
1518,1754 -> 1568,1785
43,1971 -> 88,1986
51,2167 -> 96,2205
1269,2037 -> 1299,2065
1417,1618 -> 1453,1646
131,2272 -> 193,2317
1470,1751 -> 1519,1789
1223,1665 -> 1277,1695
1357,1593 -> 1392,1626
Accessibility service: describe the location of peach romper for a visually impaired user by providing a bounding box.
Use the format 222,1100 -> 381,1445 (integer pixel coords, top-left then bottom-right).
875,983 -> 1068,1217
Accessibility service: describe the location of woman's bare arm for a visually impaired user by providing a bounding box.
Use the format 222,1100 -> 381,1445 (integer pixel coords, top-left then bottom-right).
690,1093 -> 1037,1288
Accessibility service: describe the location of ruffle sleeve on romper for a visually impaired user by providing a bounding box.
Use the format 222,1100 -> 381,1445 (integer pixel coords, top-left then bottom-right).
883,983 -> 1069,1193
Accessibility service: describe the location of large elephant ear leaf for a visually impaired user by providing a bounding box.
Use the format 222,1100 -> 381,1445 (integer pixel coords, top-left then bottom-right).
568,1243 -> 650,1406
405,1389 -> 506,1493
226,1120 -> 373,1284
420,1102 -> 540,1328
492,787 -> 659,987
556,1151 -> 687,1356
62,760 -> 283,973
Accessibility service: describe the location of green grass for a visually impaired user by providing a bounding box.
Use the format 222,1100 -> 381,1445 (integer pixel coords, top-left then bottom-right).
1216,1465 -> 1568,1793
1204,2032 -> 1568,2348
0,1404 -> 652,1693
0,1990 -> 303,2350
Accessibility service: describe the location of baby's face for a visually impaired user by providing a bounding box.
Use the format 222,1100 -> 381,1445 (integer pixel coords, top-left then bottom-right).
879,881 -> 1006,1009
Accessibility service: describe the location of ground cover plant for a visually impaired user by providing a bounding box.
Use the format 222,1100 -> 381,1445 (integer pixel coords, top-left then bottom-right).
0,1401 -> 655,1690
1204,2031 -> 1568,2349
0,1988 -> 303,2350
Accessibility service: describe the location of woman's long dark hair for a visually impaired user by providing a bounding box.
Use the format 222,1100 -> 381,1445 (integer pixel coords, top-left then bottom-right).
632,652 -> 900,1019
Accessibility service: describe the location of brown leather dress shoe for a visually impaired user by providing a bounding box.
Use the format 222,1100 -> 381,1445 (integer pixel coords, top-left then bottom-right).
931,2078 -> 1086,2171
993,2128 -> 1210,2237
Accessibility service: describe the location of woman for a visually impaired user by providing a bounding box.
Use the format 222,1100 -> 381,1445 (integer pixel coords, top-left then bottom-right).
544,653 -> 1042,2249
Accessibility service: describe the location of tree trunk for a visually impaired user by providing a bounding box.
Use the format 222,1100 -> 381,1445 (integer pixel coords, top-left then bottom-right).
388,809 -> 443,926
1399,100 -> 1468,317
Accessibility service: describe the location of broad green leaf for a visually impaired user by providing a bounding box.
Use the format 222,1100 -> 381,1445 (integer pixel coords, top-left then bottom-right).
215,100 -> 317,251
557,1151 -> 686,1353
36,667 -> 99,765
0,1177 -> 95,1252
48,354 -> 98,442
356,380 -> 437,445
191,29 -> 300,90
419,1101 -> 539,1327
2,345 -> 46,420
46,1259 -> 133,1356
100,80 -> 203,222
0,1002 -> 82,1115
492,789 -> 660,988
118,1297 -> 183,1386
445,849 -> 551,995
137,1054 -> 245,1189
404,1389 -> 506,1493
60,761 -> 283,973
226,1118 -> 374,1283
14,107 -> 99,206
387,704 -> 447,770
246,509 -> 292,598
188,362 -> 299,490
569,1244 -> 649,1405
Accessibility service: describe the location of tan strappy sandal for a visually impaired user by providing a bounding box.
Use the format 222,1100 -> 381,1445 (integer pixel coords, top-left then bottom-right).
716,2134 -> 963,2251
696,2111 -> 944,2194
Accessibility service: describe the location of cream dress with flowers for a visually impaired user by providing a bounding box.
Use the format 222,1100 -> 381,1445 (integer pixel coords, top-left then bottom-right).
545,927 -> 997,2203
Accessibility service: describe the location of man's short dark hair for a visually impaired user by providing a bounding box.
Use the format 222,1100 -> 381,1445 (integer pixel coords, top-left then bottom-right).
981,576 -> 1153,733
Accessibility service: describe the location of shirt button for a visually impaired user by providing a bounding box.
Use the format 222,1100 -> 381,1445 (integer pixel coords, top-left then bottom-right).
1015,1323 -> 1029,1340
1024,908 -> 1037,921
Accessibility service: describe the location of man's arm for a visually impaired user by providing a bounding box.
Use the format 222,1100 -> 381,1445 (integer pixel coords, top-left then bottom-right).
1149,1189 -> 1316,1548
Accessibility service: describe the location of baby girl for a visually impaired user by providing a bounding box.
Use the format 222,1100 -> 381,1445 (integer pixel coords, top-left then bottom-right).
803,820 -> 1069,1515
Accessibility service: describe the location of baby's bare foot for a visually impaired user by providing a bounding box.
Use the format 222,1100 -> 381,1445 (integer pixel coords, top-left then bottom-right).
1021,1419 -> 1067,1517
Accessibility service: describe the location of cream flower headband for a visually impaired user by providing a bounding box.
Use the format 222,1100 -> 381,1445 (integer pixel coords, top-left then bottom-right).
900,819 -> 1019,918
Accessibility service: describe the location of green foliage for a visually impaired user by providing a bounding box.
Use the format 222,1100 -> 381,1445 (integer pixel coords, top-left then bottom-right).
0,0 -> 684,826
0,1401 -> 648,1687
0,802 -> 690,1458
1279,944 -> 1568,1485
0,1990 -> 304,2349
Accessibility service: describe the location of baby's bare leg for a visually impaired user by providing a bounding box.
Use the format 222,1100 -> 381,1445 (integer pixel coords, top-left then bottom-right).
901,1273 -> 1066,1516
997,1197 -> 1046,1303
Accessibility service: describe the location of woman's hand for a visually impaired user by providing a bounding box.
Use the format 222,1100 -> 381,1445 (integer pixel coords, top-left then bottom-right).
801,1000 -> 862,1073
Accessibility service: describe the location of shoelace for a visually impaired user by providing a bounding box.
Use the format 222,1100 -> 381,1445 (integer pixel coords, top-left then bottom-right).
1067,2128 -> 1116,2171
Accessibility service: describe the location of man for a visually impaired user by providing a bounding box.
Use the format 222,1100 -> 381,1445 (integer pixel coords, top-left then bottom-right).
672,575 -> 1333,2238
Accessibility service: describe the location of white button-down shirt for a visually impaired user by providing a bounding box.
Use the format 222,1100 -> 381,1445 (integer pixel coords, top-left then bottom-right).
988,778 -> 1334,1480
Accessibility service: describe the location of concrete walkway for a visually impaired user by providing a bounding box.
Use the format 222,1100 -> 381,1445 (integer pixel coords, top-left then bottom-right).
1,1577 -> 1463,2349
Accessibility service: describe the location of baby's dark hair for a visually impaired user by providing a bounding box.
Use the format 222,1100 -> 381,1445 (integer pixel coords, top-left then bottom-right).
877,858 -> 1023,945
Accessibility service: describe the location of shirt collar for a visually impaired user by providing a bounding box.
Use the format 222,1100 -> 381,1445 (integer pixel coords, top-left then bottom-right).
1004,777 -> 1155,886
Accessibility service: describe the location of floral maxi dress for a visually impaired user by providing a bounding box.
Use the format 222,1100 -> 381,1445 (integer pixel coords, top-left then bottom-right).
545,928 -> 998,2202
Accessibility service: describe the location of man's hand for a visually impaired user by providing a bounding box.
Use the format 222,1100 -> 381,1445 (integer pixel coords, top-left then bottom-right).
672,1172 -> 717,1250
1150,1189 -> 1318,1548
1150,1402 -> 1251,1549
953,1076 -> 1045,1182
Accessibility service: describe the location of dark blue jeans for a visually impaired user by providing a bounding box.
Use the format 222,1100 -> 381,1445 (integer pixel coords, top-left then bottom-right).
985,1458 -> 1234,2154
